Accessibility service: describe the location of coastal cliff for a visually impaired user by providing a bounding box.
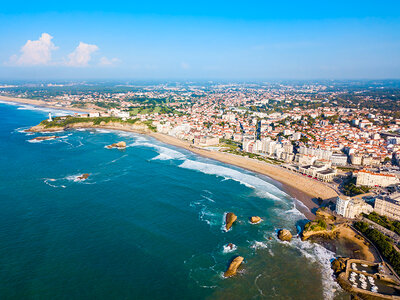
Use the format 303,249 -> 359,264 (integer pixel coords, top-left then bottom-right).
28,116 -> 154,134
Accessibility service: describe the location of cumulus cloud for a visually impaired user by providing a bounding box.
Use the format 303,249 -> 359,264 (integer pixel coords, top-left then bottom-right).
99,56 -> 120,66
9,33 -> 58,66
67,42 -> 99,67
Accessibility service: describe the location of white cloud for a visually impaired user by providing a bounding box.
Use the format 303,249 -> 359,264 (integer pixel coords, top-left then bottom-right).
67,42 -> 98,67
9,33 -> 58,66
99,56 -> 120,66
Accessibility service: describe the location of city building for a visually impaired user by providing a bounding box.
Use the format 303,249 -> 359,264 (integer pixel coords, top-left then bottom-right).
374,192 -> 400,221
355,170 -> 399,187
336,196 -> 373,218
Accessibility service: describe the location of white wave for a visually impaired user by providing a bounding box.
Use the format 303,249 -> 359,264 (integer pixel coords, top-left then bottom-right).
285,202 -> 307,219
95,129 -> 113,134
43,179 -> 66,189
116,131 -> 141,138
290,238 -> 341,300
222,243 -> 237,253
105,154 -> 128,165
254,274 -> 266,296
190,200 -> 219,227
179,159 -> 285,200
59,133 -> 72,139
27,139 -> 42,143
131,141 -> 186,160
250,241 -> 269,249
41,130 -> 65,133
65,174 -> 90,182
15,104 -> 77,116
201,195 -> 215,203
293,197 -> 311,212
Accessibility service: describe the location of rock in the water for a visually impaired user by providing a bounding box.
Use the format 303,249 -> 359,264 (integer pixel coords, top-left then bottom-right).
227,243 -> 234,250
106,141 -> 126,149
224,256 -> 244,277
77,173 -> 90,180
225,212 -> 237,231
277,229 -> 292,242
250,216 -> 262,224
331,258 -> 347,275
30,135 -> 59,141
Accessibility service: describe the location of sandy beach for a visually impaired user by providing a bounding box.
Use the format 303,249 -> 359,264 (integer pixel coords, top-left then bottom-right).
0,95 -> 98,113
149,132 -> 337,219
1,97 -> 338,218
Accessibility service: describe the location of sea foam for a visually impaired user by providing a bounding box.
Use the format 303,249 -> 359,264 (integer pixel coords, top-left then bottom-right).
179,159 -> 285,200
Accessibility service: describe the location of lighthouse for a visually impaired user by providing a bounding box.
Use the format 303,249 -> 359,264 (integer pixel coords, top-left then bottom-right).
48,112 -> 52,122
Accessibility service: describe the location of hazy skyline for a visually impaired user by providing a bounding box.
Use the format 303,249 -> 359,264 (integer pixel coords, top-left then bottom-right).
1,0 -> 400,80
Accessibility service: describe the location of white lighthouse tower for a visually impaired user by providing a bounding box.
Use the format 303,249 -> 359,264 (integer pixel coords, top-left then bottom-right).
48,112 -> 52,122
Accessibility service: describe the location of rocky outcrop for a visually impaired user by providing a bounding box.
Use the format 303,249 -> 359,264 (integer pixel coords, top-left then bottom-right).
301,222 -> 345,241
331,257 -> 347,275
278,229 -> 293,242
30,135 -> 59,141
77,173 -> 90,180
224,256 -> 244,278
250,216 -> 262,224
28,121 -> 152,134
106,141 -> 126,149
225,212 -> 237,231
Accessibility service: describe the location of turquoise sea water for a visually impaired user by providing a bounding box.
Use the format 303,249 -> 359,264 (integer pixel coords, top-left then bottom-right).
0,102 -> 346,299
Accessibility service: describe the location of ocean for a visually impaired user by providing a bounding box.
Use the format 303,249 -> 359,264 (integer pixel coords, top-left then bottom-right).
0,102 -> 347,299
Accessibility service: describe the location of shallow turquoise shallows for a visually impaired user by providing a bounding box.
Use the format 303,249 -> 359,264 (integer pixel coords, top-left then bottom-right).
0,102 -> 345,299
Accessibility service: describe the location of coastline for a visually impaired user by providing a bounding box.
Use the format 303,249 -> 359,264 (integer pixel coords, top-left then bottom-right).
148,132 -> 335,219
0,95 -> 99,113
1,98 -> 337,218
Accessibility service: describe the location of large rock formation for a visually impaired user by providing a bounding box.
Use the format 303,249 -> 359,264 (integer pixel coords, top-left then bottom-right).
250,216 -> 262,224
30,135 -> 59,141
224,256 -> 244,278
225,212 -> 237,231
277,229 -> 293,242
106,141 -> 126,149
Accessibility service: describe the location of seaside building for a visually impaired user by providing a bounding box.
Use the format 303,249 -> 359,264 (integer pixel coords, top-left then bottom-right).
336,196 -> 373,219
374,192 -> 400,221
330,153 -> 348,166
298,164 -> 337,182
350,154 -> 363,165
193,136 -> 220,147
355,170 -> 399,187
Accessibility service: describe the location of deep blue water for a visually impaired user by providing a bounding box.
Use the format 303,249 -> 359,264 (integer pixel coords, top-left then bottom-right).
0,102 -> 345,299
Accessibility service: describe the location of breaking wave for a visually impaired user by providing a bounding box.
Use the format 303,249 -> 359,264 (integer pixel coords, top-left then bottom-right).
289,238 -> 341,300
179,159 -> 285,200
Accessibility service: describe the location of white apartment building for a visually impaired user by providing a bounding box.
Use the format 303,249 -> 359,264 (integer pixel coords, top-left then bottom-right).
336,196 -> 373,219
331,153 -> 348,166
355,170 -> 399,187
299,146 -> 333,161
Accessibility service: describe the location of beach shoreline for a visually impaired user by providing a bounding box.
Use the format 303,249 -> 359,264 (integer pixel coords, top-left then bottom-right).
0,95 -> 98,113
1,97 -> 337,218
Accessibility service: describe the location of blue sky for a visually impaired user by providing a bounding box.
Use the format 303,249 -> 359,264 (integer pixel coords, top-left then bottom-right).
0,0 -> 400,80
